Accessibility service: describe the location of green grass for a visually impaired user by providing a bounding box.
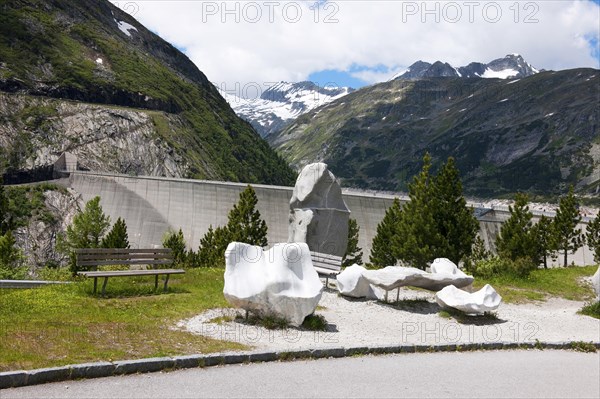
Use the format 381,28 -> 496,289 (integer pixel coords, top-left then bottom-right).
579,300 -> 600,319
0,268 -> 247,371
473,265 -> 598,304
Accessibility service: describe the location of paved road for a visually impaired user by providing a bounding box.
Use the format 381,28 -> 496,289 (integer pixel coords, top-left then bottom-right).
3,350 -> 599,398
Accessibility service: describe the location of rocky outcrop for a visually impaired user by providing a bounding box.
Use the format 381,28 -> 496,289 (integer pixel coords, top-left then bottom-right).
223,242 -> 323,326
288,163 -> 350,257
13,187 -> 82,272
0,92 -> 189,177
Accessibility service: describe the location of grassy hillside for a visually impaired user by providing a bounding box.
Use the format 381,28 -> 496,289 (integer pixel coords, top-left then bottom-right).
0,0 -> 295,185
270,71 -> 599,197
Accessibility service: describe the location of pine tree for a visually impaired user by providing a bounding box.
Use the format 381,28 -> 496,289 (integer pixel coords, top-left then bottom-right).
343,218 -> 363,267
0,230 -> 25,279
394,153 -> 445,270
101,217 -> 130,249
553,186 -> 583,267
369,198 -> 402,268
226,185 -> 268,247
0,177 -> 9,235
163,228 -> 187,266
431,157 -> 479,264
496,193 -> 537,263
585,214 -> 600,264
197,225 -> 230,268
64,196 -> 110,273
531,215 -> 555,269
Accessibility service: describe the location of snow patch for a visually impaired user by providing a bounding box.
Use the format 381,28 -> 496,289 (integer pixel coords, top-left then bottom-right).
545,113 -> 555,118
115,19 -> 137,37
482,68 -> 519,79
95,58 -> 103,65
498,98 -> 509,103
506,79 -> 520,85
459,108 -> 467,113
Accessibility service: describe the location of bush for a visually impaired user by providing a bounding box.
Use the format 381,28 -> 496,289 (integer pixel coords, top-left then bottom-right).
0,231 -> 27,279
472,256 -> 537,278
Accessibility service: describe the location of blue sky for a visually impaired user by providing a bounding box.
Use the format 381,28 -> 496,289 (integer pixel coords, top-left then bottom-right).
118,0 -> 600,95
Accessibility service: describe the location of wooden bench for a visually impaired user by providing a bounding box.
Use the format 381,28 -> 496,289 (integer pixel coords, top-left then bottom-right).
75,248 -> 185,295
311,251 -> 343,287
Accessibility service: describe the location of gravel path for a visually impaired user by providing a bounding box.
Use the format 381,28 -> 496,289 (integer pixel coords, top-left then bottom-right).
178,288 -> 600,352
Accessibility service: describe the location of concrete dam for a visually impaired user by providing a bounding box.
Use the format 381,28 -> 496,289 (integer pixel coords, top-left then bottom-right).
67,171 -> 596,266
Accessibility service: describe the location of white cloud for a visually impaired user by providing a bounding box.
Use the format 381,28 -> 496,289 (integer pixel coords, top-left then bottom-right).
113,0 -> 600,88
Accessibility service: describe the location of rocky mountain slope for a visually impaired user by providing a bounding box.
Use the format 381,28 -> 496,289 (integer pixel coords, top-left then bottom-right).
0,0 -> 295,185
393,54 -> 540,80
269,69 -> 599,197
220,81 -> 352,137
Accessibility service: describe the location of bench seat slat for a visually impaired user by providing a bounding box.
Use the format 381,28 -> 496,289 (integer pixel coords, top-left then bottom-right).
76,248 -> 171,254
77,259 -> 173,267
314,267 -> 341,276
77,254 -> 173,261
78,269 -> 185,278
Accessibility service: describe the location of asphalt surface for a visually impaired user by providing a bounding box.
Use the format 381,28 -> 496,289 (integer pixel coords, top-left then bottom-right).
3,350 -> 599,398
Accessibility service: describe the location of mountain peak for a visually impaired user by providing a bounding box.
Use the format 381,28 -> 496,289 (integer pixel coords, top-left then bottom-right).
394,54 -> 539,80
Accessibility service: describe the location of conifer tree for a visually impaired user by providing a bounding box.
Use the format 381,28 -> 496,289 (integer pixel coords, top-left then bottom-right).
531,215 -> 555,269
226,185 -> 268,247
163,228 -> 187,266
0,177 -> 9,235
64,196 -> 110,273
101,217 -> 130,249
197,225 -> 230,268
343,218 -> 363,267
431,157 -> 479,264
369,198 -> 402,268
0,230 -> 25,279
585,214 -> 600,264
553,186 -> 582,267
496,193 -> 537,262
394,153 -> 444,270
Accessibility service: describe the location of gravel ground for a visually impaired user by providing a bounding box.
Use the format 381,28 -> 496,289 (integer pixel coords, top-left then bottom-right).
177,287 -> 600,352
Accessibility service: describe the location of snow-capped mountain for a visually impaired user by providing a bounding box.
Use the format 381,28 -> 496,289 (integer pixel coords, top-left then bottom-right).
393,54 -> 539,80
219,81 -> 353,137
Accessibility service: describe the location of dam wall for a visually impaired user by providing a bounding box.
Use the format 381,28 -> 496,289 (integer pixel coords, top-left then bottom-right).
68,171 -> 595,266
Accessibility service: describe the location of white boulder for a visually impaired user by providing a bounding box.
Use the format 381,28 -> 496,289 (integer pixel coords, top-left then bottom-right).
592,266 -> 600,298
288,163 -> 350,257
336,264 -> 377,299
223,242 -> 323,327
436,284 -> 502,315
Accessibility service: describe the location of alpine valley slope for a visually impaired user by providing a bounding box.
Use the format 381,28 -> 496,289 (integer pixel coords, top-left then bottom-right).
0,0 -> 295,185
269,65 -> 600,197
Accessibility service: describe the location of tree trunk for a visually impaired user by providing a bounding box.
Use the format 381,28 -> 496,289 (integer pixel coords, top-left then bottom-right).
543,254 -> 547,269
563,249 -> 568,267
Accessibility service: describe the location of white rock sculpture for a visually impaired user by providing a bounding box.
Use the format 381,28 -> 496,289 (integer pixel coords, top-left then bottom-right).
362,265 -> 474,292
435,284 -> 502,315
223,242 -> 323,327
592,266 -> 600,298
288,163 -> 350,257
336,264 -> 377,299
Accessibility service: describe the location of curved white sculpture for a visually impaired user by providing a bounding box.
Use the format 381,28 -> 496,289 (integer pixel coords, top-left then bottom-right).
223,242 -> 323,327
436,284 -> 502,315
336,264 -> 377,299
362,264 -> 474,292
592,266 -> 600,298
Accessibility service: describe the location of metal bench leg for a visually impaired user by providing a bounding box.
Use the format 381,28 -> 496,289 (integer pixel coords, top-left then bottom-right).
101,277 -> 109,295
93,277 -> 98,294
325,276 -> 329,288
396,287 -> 400,302
155,275 -> 159,290
163,274 -> 170,291
385,290 -> 389,303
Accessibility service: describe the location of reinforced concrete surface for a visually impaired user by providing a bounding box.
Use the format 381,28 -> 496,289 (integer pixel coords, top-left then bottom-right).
67,171 -> 595,265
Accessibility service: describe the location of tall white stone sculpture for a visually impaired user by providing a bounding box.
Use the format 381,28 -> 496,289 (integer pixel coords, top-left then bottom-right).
288,163 -> 350,257
435,284 -> 502,315
223,242 -> 323,327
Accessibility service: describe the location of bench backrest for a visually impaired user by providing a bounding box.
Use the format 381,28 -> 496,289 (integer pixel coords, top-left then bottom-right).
311,251 -> 343,273
75,248 -> 173,270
